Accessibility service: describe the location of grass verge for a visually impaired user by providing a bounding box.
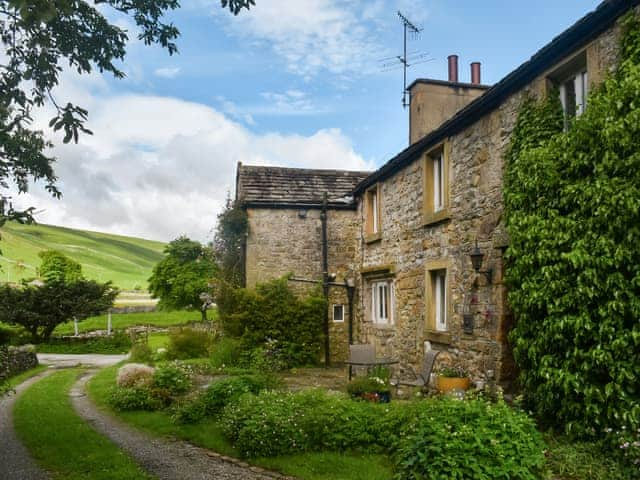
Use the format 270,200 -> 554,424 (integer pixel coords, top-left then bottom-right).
53,310 -> 204,336
87,365 -> 394,480
13,369 -> 154,480
6,364 -> 48,390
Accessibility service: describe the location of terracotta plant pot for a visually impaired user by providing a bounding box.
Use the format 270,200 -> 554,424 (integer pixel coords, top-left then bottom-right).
437,376 -> 471,393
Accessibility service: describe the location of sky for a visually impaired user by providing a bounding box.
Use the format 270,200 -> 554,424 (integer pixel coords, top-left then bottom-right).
16,0 -> 602,242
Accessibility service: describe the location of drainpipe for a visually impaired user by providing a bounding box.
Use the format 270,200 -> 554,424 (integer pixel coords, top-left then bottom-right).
321,192 -> 330,367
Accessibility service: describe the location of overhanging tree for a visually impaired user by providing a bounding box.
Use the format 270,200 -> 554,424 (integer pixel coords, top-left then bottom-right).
0,0 -> 254,223
148,236 -> 217,320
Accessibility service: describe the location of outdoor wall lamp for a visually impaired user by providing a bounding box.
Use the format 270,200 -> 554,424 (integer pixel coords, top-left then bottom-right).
470,240 -> 492,284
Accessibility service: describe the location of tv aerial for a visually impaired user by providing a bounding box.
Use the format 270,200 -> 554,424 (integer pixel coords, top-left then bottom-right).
379,11 -> 432,108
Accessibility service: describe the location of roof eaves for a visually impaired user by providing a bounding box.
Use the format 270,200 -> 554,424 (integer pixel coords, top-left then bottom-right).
354,0 -> 639,196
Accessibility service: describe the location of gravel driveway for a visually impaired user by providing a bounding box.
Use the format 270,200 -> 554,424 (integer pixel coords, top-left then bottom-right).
71,371 -> 295,480
0,372 -> 52,480
37,353 -> 127,368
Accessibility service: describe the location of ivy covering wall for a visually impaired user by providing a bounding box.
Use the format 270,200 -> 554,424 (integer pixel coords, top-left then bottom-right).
504,12 -> 640,442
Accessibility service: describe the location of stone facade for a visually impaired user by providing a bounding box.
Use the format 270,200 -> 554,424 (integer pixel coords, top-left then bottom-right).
353,7 -> 627,386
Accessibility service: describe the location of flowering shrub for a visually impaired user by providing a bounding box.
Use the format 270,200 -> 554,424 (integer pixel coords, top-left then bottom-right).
152,362 -> 191,395
116,363 -> 155,388
393,398 -> 545,480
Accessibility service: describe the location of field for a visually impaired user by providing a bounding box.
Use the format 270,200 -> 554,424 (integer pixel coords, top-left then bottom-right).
0,222 -> 166,289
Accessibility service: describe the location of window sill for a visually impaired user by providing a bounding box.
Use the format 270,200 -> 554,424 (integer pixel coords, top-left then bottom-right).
425,329 -> 451,345
423,209 -> 451,227
364,232 -> 382,244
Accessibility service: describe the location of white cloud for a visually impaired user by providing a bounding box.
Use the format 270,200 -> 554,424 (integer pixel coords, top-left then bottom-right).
220,0 -> 375,78
16,76 -> 372,243
154,66 -> 182,78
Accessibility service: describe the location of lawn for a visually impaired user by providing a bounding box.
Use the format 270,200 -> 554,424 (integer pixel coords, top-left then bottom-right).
53,310 -> 204,335
87,365 -> 394,480
13,369 -> 154,480
0,221 -> 165,290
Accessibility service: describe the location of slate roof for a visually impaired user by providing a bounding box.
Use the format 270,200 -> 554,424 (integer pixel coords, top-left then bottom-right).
354,0 -> 640,195
236,163 -> 371,209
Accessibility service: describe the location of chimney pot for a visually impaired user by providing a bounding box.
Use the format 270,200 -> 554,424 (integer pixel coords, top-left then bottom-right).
471,62 -> 481,84
448,55 -> 459,83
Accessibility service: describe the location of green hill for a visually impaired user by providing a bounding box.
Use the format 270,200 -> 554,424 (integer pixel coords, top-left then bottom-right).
0,222 -> 166,290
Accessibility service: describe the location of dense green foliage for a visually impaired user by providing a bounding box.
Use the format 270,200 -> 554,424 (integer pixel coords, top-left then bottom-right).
148,236 -> 217,320
38,250 -> 82,283
221,277 -> 325,368
221,388 -> 545,480
166,327 -> 212,359
504,12 -> 640,451
393,398 -> 545,480
0,279 -> 117,342
37,331 -> 131,354
13,369 -> 153,480
213,196 -> 248,288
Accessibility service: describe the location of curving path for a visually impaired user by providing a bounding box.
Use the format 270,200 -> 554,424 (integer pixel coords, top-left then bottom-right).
70,371 -> 296,480
0,371 -> 52,480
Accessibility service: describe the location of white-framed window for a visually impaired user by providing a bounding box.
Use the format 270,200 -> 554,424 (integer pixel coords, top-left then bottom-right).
432,270 -> 447,332
371,279 -> 394,325
433,151 -> 444,212
559,70 -> 588,118
333,304 -> 344,323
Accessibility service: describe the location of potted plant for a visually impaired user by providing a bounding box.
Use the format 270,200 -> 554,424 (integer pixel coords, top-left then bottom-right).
436,366 -> 471,393
346,368 -> 391,403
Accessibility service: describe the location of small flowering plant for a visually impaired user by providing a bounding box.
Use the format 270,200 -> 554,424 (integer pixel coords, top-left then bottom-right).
347,367 -> 391,400
604,425 -> 640,471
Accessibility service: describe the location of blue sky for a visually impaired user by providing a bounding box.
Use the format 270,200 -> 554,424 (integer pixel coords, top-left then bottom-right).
22,0 -> 602,241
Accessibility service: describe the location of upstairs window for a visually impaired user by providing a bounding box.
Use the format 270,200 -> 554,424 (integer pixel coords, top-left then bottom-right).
549,51 -> 589,126
365,184 -> 381,240
423,143 -> 450,225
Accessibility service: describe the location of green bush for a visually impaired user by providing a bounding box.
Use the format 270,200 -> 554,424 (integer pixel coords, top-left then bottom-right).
166,327 -> 211,359
152,363 -> 191,396
109,387 -> 163,411
218,277 -> 325,368
221,389 -> 396,458
504,13 -> 640,443
172,397 -> 207,424
129,342 -> 153,363
209,337 -> 242,369
201,374 -> 278,416
37,332 -> 131,354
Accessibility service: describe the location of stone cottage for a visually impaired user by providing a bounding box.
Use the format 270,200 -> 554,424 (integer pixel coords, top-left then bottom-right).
235,163 -> 370,362
235,0 -> 639,381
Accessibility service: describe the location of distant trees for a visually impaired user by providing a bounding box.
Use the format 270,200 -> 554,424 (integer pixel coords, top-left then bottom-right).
148,236 -> 217,320
0,250 -> 117,342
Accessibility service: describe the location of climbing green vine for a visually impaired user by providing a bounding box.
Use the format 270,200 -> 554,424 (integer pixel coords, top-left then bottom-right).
504,12 -> 640,463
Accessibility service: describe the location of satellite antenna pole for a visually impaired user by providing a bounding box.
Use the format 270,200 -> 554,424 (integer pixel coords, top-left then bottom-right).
397,11 -> 422,108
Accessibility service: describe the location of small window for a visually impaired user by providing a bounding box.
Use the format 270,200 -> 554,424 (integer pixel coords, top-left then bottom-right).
423,144 -> 449,224
549,52 -> 589,127
333,304 -> 344,323
370,279 -> 394,325
365,185 -> 381,238
432,270 -> 447,331
426,267 -> 448,332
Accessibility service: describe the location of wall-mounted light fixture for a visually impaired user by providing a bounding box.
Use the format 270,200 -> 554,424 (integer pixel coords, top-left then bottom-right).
470,239 -> 492,284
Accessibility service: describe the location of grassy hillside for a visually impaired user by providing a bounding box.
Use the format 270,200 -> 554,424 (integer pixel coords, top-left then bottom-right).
0,222 -> 166,289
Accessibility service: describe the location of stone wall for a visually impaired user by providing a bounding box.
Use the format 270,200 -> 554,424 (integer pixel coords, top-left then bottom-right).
244,207 -> 360,362
355,18 -> 623,386
4,345 -> 38,377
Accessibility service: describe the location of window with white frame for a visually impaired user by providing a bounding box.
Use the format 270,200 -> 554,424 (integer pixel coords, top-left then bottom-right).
333,304 -> 344,323
559,70 -> 588,118
432,151 -> 445,212
371,279 -> 394,325
431,270 -> 447,332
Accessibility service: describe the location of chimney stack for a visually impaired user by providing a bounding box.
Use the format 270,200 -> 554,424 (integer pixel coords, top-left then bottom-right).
471,62 -> 481,84
448,55 -> 459,83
